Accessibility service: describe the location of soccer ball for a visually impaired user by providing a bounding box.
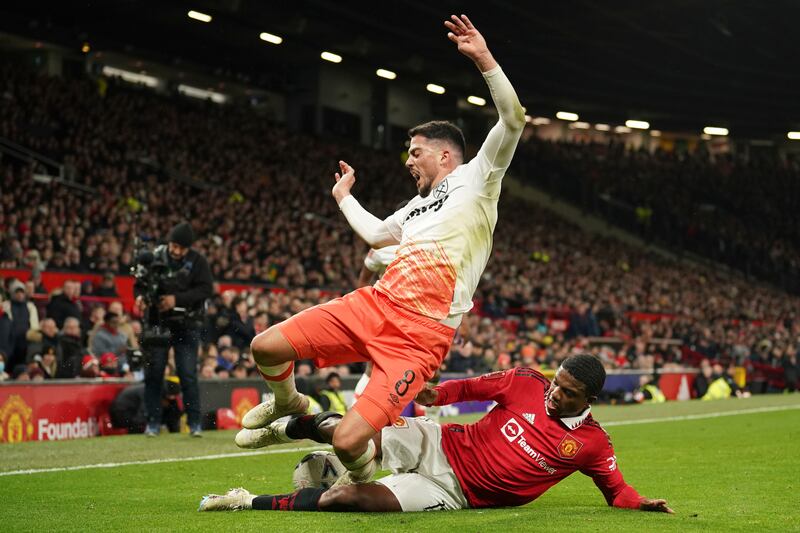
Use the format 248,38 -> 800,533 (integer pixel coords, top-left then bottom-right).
292,451 -> 345,490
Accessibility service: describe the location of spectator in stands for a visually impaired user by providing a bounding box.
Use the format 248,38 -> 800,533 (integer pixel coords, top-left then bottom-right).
91,310 -> 128,361
95,271 -> 119,297
2,279 -> 38,369
29,269 -> 47,295
567,302 -> 601,339
781,345 -> 797,393
215,345 -> 237,371
99,352 -> 121,378
79,354 -> 101,378
29,367 -> 45,381
226,296 -> 256,350
12,364 -> 30,381
253,311 -> 269,336
57,316 -> 86,378
107,301 -> 138,349
0,297 -> 12,360
319,372 -> 347,415
46,280 -> 81,329
33,346 -> 59,379
231,363 -> 248,379
0,350 -> 9,381
199,362 -> 216,379
26,317 -> 60,363
693,359 -> 714,398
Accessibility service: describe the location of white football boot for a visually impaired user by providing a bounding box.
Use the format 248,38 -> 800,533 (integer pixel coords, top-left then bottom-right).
198,488 -> 254,511
241,394 -> 309,429
235,420 -> 295,449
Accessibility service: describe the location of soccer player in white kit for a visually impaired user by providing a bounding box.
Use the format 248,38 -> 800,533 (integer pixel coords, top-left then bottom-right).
240,13 -> 525,487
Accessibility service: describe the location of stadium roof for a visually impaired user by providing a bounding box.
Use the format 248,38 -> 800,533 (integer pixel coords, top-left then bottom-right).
1,0 -> 798,137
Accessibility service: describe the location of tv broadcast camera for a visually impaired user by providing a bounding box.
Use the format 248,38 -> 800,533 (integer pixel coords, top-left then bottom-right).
131,242 -> 201,357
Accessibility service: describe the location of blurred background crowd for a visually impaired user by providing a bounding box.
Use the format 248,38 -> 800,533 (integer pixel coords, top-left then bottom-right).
0,64 -> 797,393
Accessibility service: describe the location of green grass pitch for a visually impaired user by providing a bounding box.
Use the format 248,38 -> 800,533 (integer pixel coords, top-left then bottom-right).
2,394 -> 799,532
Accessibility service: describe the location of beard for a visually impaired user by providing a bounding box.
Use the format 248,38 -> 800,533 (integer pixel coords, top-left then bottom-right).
417,179 -> 432,198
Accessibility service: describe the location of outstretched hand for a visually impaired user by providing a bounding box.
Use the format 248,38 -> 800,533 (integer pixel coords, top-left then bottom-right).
332,160 -> 356,204
444,14 -> 497,72
639,498 -> 674,514
414,385 -> 439,406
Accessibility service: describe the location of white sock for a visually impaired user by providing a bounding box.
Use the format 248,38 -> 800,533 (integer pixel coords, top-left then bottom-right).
340,440 -> 377,482
257,362 -> 301,407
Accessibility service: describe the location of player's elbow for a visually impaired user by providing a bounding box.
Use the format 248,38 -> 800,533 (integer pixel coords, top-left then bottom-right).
505,103 -> 526,132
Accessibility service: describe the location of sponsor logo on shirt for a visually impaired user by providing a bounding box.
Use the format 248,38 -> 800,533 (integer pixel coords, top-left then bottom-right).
501,417 -> 556,474
523,413 -> 536,425
501,417 -> 524,442
404,194 -> 450,222
557,433 -> 584,459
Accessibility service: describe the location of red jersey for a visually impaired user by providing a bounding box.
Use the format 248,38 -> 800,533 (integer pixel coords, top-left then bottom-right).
436,368 -> 643,509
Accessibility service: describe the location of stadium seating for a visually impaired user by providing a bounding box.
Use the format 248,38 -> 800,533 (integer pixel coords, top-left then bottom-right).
0,64 -> 797,391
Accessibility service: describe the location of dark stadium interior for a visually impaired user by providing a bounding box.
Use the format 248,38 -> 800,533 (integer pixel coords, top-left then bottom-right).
2,1 -> 800,136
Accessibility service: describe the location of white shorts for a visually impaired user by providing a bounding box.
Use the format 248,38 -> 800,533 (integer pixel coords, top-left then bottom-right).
376,416 -> 469,512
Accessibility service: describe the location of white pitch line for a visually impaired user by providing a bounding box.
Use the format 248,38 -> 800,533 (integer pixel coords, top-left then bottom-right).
0,444 -> 331,477
2,403 -> 798,477
603,403 -> 800,427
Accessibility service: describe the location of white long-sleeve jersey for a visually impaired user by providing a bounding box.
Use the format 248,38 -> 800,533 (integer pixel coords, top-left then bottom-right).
340,65 -> 524,326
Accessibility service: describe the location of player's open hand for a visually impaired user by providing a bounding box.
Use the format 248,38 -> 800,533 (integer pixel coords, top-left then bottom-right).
414,385 -> 438,406
639,498 -> 674,514
444,15 -> 490,63
332,160 -> 356,204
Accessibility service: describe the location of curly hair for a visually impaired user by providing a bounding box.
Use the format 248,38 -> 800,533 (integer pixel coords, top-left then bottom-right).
561,354 -> 606,398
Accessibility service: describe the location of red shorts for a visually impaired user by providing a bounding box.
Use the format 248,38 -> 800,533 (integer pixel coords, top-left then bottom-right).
277,286 -> 455,431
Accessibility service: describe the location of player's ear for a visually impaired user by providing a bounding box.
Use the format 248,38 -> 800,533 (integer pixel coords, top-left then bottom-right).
586,394 -> 598,405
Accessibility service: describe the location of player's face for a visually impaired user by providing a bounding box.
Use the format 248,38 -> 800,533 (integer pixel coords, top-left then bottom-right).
545,368 -> 591,417
406,135 -> 443,198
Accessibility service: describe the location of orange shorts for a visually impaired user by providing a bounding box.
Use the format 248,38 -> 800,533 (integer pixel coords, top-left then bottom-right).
277,286 -> 455,431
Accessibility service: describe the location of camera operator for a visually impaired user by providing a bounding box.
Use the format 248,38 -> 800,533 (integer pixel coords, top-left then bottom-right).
136,222 -> 213,437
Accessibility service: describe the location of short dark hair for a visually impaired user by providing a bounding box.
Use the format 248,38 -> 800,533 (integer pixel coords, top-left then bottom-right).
408,121 -> 466,161
561,354 -> 606,398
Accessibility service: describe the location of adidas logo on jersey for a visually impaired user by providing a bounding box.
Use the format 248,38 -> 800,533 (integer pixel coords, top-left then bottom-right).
523,413 -> 536,425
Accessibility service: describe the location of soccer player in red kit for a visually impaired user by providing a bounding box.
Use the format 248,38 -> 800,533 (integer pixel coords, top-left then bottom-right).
200,354 -> 673,514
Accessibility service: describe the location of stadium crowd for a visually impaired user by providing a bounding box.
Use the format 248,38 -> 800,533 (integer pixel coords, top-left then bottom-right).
515,137 -> 800,294
0,64 -> 797,392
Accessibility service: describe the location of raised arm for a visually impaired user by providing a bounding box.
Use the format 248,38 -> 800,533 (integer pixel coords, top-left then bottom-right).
332,160 -> 401,248
446,15 -> 525,175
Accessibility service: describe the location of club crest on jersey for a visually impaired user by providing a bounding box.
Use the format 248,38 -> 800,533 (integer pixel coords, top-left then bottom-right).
392,417 -> 409,429
501,417 -> 524,442
433,178 -> 449,199
557,434 -> 584,459
523,413 -> 536,425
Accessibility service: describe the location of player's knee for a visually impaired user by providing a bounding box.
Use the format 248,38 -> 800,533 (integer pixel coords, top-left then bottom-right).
250,327 -> 280,365
331,425 -> 366,460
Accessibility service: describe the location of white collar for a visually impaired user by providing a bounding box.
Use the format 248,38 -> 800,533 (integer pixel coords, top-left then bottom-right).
559,406 -> 591,430
545,397 -> 592,430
